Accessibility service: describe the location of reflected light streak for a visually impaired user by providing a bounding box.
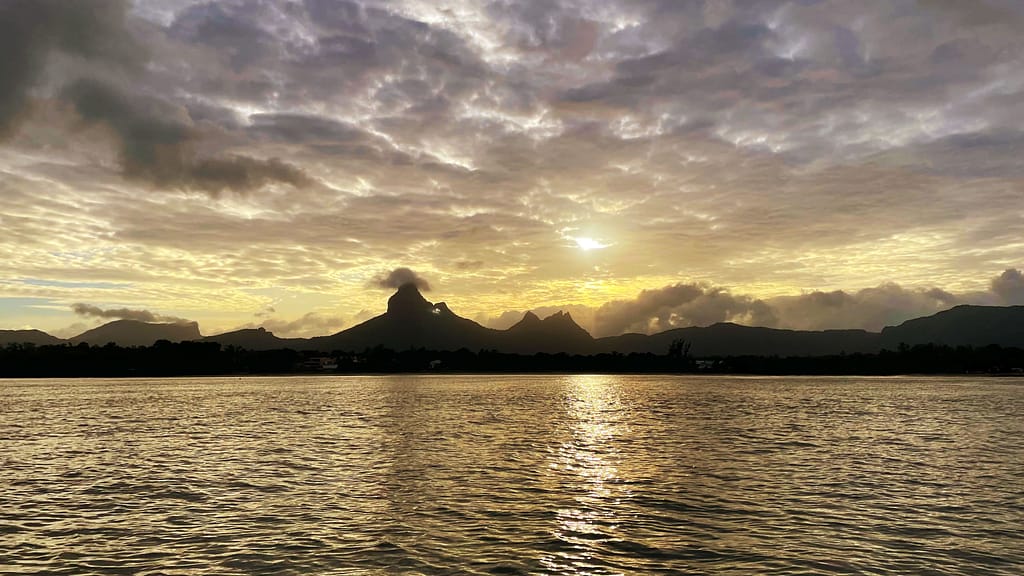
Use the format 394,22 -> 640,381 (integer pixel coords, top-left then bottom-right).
542,375 -> 632,574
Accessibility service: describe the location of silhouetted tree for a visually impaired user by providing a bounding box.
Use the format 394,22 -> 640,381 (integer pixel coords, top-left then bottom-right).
668,338 -> 691,358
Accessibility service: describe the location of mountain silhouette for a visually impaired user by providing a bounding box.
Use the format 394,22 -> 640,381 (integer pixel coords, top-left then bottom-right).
0,329 -> 65,346
6,294 -> 1024,357
881,305 -> 1024,348
501,310 -> 595,354
203,327 -> 307,351
304,283 -> 597,354
596,323 -> 880,356
70,319 -> 202,347
310,282 -> 503,351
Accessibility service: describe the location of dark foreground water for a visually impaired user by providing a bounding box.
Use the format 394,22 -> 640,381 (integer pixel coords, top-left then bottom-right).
1,375 -> 1022,575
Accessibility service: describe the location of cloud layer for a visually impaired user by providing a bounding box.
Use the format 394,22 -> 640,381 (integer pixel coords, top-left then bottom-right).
72,303 -> 190,325
485,269 -> 1023,337
1,0 -> 1021,336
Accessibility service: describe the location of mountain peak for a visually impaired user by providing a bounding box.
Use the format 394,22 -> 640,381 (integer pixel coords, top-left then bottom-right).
387,282 -> 433,315
508,311 -> 542,332
508,310 -> 591,337
542,311 -> 574,324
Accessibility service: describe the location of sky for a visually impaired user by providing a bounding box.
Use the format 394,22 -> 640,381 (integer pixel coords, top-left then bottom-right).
1,0 -> 1023,339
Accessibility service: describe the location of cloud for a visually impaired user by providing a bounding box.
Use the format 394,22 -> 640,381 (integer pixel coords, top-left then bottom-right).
3,0 -> 1024,338
587,280 -> 982,335
765,283 -> 964,331
372,268 -> 432,291
487,2 -> 600,61
190,156 -> 311,192
53,322 -> 91,340
453,259 -> 484,271
482,309 -> 531,330
0,1 -> 310,194
991,268 -> 1024,304
0,0 -> 139,137
482,268 -> 1021,336
258,312 -> 346,338
592,283 -> 775,337
63,79 -> 310,193
71,303 -> 190,324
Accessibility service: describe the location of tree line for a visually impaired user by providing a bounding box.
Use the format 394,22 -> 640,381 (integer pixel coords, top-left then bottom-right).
1,339 -> 1023,377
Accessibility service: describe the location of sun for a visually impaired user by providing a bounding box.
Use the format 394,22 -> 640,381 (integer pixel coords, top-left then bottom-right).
574,237 -> 610,251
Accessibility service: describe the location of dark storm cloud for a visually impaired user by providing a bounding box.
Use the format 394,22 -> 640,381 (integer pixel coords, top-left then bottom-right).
72,303 -> 189,324
0,0 -> 139,137
191,156 -> 311,192
549,0 -> 1024,167
163,0 -> 490,115
558,11 -> 781,109
64,79 -> 310,193
373,268 -> 432,292
167,1 -> 283,72
0,0 -> 310,194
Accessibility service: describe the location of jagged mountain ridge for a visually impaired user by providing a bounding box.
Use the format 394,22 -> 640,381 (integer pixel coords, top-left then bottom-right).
307,283 -> 502,351
502,310 -> 594,354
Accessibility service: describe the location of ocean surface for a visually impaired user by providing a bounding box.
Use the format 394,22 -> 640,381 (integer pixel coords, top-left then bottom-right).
1,375 -> 1022,575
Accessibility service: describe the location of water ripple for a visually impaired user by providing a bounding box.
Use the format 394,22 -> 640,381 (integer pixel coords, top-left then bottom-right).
1,375 -> 1022,574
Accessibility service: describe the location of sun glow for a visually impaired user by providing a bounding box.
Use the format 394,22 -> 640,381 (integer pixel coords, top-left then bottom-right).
574,237 -> 610,251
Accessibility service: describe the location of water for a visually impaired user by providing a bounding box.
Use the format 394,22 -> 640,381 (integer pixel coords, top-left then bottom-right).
1,375 -> 1022,575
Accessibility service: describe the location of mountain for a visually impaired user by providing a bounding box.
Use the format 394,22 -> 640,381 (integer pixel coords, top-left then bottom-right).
310,283 -> 503,352
0,329 -> 65,346
881,305 -> 1024,349
500,310 -> 595,354
17,290 -> 1023,356
70,320 -> 202,347
204,327 -> 308,351
597,323 -> 881,357
307,283 -> 596,354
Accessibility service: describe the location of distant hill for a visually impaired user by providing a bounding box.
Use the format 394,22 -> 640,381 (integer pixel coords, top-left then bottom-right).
70,320 -> 202,347
0,329 -> 65,346
881,305 -> 1024,349
204,327 -> 308,351
596,323 -> 881,357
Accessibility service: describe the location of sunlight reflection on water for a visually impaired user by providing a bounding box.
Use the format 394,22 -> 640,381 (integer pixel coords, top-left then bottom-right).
544,375 -> 627,574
